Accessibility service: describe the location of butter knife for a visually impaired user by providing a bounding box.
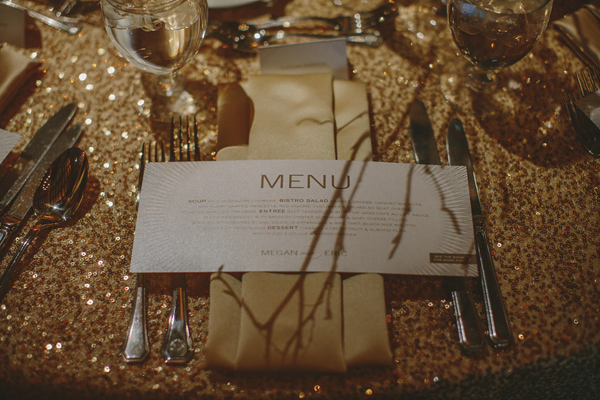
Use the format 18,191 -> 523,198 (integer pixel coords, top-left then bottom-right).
0,103 -> 77,218
446,118 -> 512,348
0,124 -> 83,259
409,100 -> 484,352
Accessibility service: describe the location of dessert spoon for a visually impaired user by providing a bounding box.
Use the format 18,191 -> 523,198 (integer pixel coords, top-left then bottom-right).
0,147 -> 88,301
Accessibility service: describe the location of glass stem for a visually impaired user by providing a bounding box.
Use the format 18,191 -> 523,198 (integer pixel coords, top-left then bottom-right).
155,71 -> 185,97
466,65 -> 495,92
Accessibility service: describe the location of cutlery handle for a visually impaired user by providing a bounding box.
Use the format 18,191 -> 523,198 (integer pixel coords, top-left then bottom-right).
161,273 -> 193,364
449,280 -> 484,352
121,273 -> 150,363
269,32 -> 382,48
0,215 -> 22,259
0,224 -> 42,301
475,227 -> 513,348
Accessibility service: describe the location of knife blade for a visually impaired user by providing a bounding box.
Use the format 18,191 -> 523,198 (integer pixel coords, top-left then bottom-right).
409,100 -> 441,165
0,103 -> 78,216
0,123 -> 84,258
446,118 -> 513,348
409,100 -> 484,352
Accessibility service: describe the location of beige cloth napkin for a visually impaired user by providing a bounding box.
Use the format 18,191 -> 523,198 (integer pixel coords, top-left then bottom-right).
0,47 -> 39,114
554,5 -> 600,70
207,73 -> 392,372
206,272 -> 392,372
216,73 -> 372,162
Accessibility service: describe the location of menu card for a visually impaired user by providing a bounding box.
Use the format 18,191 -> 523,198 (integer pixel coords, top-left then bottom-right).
130,160 -> 477,277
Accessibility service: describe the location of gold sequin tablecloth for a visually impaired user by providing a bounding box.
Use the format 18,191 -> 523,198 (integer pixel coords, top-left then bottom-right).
0,0 -> 598,399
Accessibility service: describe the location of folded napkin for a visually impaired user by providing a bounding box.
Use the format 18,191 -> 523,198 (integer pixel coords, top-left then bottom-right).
206,272 -> 392,372
215,72 -> 372,162
554,5 -> 600,70
207,73 -> 391,372
0,47 -> 39,114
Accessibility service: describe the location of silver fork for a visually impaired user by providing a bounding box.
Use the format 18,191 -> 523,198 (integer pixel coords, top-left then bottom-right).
251,1 -> 398,34
0,0 -> 81,34
160,116 -> 198,365
565,68 -> 600,157
122,141 -> 165,363
207,20 -> 382,53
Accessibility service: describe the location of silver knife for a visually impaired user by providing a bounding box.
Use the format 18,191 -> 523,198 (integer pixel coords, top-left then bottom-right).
0,103 -> 78,217
409,100 -> 484,352
0,124 -> 84,258
446,118 -> 512,348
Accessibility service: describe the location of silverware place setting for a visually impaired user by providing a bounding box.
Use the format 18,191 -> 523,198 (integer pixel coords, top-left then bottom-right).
206,2 -> 397,52
123,118 -> 200,365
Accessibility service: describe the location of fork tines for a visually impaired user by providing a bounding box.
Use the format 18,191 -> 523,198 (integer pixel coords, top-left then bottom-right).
141,141 -> 165,166
170,115 -> 201,162
576,67 -> 600,96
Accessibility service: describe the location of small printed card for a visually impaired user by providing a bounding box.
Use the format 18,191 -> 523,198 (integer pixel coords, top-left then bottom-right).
130,160 -> 477,277
0,128 -> 21,163
259,38 -> 349,80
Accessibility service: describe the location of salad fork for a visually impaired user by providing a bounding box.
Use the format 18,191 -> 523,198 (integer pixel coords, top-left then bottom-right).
122,141 -> 165,363
160,116 -> 198,364
250,1 -> 398,34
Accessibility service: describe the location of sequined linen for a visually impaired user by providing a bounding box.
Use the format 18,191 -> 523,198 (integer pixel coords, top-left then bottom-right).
0,0 -> 598,399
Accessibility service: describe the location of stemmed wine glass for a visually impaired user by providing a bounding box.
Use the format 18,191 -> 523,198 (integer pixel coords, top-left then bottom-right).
447,0 -> 553,92
102,0 -> 208,112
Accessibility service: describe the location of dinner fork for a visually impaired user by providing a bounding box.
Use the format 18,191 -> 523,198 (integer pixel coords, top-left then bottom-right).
122,141 -> 165,363
160,116 -> 198,365
207,20 -> 382,53
250,1 -> 398,34
564,68 -> 600,157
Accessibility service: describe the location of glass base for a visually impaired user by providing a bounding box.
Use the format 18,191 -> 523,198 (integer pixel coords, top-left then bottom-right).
139,71 -> 201,119
151,90 -> 199,120
439,62 -> 517,120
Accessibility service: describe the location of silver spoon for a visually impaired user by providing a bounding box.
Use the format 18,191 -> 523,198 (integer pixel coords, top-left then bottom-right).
0,147 -> 88,301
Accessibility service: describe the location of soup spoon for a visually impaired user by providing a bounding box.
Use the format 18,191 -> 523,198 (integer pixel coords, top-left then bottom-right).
0,147 -> 88,301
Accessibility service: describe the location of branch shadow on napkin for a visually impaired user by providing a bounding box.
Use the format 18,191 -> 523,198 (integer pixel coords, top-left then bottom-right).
206,72 -> 392,372
215,72 -> 372,162
207,271 -> 393,372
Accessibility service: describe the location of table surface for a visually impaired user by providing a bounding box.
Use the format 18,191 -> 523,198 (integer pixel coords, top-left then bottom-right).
0,0 -> 598,399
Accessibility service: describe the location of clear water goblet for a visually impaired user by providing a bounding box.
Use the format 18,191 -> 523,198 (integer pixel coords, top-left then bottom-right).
102,0 -> 208,112
447,0 -> 553,92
